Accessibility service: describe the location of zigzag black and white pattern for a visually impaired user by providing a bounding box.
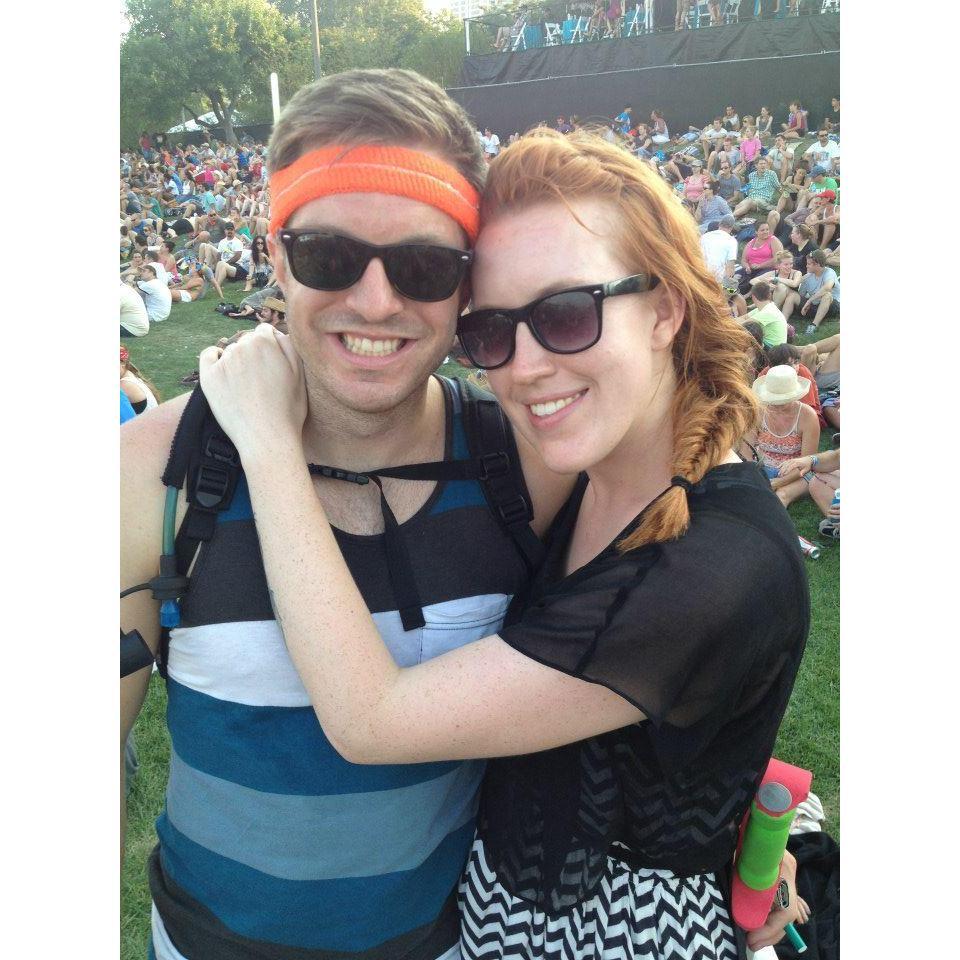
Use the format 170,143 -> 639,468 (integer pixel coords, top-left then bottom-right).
459,838 -> 739,960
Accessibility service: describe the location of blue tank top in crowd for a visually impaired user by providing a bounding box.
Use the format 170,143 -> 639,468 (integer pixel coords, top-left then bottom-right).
147,379 -> 531,960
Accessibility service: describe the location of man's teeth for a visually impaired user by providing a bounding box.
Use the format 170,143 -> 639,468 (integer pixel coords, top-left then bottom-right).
528,392 -> 584,417
340,334 -> 404,356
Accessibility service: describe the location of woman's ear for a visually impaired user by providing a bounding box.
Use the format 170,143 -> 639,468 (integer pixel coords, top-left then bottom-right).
650,283 -> 685,352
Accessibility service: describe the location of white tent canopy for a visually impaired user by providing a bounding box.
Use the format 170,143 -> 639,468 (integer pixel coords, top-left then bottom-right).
166,110 -> 245,134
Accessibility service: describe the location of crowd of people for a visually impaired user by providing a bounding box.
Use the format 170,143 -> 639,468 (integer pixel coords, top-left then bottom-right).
121,68 -> 839,960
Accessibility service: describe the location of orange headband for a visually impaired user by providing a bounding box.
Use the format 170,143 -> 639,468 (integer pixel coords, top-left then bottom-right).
268,145 -> 480,243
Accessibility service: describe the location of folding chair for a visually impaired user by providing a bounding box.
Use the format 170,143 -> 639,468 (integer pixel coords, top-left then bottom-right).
510,13 -> 529,51
624,5 -> 644,36
544,21 -> 563,45
820,0 -> 840,11
722,0 -> 742,24
687,0 -> 712,28
570,15 -> 591,42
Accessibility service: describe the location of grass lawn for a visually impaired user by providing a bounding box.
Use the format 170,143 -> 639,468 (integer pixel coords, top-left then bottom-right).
120,279 -> 839,959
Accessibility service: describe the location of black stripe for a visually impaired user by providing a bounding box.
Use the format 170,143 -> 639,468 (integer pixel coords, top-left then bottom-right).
149,846 -> 459,960
181,507 -> 529,628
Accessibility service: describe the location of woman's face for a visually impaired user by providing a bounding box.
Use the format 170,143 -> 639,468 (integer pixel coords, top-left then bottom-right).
756,223 -> 771,241
472,200 -> 682,476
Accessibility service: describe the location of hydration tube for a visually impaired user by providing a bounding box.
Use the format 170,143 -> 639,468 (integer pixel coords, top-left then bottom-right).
158,486 -> 182,628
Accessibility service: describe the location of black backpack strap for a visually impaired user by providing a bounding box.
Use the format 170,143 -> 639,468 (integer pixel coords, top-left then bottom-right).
155,386 -> 242,677
447,376 -> 546,577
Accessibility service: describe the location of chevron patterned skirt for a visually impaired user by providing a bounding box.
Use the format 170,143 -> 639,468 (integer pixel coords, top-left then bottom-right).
458,837 -> 739,960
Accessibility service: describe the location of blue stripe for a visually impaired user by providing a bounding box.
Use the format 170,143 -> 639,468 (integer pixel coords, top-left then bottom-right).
431,481 -> 486,514
166,678 -> 459,795
157,813 -> 474,951
165,749 -> 482,880
218,473 -> 253,523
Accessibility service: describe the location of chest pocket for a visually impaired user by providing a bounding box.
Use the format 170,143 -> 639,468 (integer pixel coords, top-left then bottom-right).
419,593 -> 512,663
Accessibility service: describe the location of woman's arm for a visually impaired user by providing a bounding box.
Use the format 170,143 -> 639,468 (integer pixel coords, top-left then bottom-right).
798,403 -> 821,457
199,327 -> 642,765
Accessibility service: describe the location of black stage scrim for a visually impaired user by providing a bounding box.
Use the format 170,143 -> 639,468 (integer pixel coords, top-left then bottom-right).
449,15 -> 839,137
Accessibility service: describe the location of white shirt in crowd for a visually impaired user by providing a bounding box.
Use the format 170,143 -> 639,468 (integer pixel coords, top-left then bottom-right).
120,281 -> 150,337
700,228 -> 738,283
481,133 -> 500,156
147,260 -> 169,285
804,139 -> 840,170
137,276 -> 172,323
217,236 -> 246,262
238,247 -> 253,271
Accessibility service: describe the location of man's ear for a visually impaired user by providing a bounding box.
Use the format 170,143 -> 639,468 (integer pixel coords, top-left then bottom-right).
649,283 -> 685,352
266,233 -> 286,288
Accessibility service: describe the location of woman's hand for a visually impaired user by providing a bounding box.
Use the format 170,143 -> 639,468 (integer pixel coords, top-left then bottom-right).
199,323 -> 307,465
778,455 -> 812,480
746,849 -> 810,952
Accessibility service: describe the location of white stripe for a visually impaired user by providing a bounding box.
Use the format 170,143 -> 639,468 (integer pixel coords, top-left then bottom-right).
151,903 -> 190,960
168,594 -> 511,707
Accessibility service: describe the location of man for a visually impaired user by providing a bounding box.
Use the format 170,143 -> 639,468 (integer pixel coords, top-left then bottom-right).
781,248 -> 840,334
733,156 -> 781,229
694,182 -> 733,234
480,126 -> 500,162
210,222 -> 248,297
699,116 -> 727,168
120,280 -> 150,338
190,209 -> 234,268
742,279 -> 788,348
121,68 -> 571,960
614,105 -> 632,135
700,213 -> 739,284
797,164 -> 838,210
709,134 -> 740,174
806,190 -> 840,250
555,115 -> 572,134
123,69 -> 800,960
803,131 -> 840,174
715,160 -> 743,204
134,263 -> 171,324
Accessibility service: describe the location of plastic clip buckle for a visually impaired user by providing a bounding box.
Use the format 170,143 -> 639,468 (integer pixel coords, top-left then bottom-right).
498,496 -> 530,526
479,451 -> 510,480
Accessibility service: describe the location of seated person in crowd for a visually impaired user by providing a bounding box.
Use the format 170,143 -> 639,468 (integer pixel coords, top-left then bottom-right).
119,345 -> 160,415
780,249 -> 840,335
742,280 -> 788,348
764,134 -> 791,182
680,158 -> 711,206
709,135 -> 740,175
723,105 -> 741,132
694,182 -> 733,234
714,160 -> 743,204
742,364 -> 821,507
768,165 -> 808,235
748,250 -> 803,312
700,213 -> 739,284
759,343 -> 823,426
210,222 -> 248,300
169,257 -> 208,304
699,117 -> 728,167
736,126 -> 763,177
807,191 -> 840,250
778,447 -> 841,537
187,210 -> 234,267
783,223 -> 817,271
733,156 -> 781,229
781,101 -> 807,141
133,263 -> 171,325
737,221 -> 784,294
803,131 -> 840,174
120,280 -> 149,338
797,165 -> 838,210
798,333 -> 840,431
756,106 -> 774,138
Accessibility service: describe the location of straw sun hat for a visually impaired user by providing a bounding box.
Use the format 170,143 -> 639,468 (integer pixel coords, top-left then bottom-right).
753,364 -> 810,405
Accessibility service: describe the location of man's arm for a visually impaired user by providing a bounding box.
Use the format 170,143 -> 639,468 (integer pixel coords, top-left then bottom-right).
120,394 -> 191,862
806,275 -> 836,303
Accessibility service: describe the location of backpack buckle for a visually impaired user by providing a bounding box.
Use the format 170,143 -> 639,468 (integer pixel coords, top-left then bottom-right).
498,496 -> 530,526
478,451 -> 510,480
195,463 -> 232,508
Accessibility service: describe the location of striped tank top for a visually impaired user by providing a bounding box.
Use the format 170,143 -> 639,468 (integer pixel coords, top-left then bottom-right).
147,378 -> 531,960
757,405 -> 803,475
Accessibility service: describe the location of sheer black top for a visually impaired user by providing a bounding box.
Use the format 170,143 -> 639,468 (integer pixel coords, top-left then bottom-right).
477,462 -> 809,913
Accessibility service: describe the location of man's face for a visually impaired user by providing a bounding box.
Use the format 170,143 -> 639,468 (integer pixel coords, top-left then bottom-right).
713,120 -> 722,130
720,163 -> 731,176
756,159 -> 768,173
702,186 -> 714,200
818,134 -> 830,146
268,190 -> 466,416
807,257 -> 822,275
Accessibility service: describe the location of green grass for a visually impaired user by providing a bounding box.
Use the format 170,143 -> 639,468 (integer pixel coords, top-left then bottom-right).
120,285 -> 839,958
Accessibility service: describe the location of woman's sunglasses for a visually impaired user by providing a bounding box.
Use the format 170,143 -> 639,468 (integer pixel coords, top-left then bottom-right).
457,274 -> 659,371
277,230 -> 473,303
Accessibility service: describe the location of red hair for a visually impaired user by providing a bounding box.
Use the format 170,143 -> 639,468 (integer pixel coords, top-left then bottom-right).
482,129 -> 759,550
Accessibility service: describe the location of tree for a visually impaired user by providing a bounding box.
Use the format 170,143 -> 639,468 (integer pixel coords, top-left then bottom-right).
121,0 -> 303,145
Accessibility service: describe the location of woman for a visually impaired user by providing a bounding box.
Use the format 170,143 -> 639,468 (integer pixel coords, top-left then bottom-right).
603,0 -> 622,36
119,345 -> 159,415
242,234 -> 273,292
768,165 -> 807,233
680,158 -> 711,206
743,364 -> 820,507
738,221 -> 783,293
736,126 -> 763,176
750,249 -> 802,312
200,129 -> 808,959
756,106 -> 774,138
650,108 -> 670,144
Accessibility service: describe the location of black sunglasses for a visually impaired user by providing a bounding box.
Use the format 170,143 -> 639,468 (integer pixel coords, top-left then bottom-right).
457,274 -> 659,371
277,230 -> 473,303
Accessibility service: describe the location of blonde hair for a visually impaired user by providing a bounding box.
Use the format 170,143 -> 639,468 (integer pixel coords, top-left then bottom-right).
267,69 -> 485,193
482,129 -> 759,551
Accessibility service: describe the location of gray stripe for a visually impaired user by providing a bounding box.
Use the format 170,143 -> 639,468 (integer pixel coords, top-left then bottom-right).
165,750 -> 483,881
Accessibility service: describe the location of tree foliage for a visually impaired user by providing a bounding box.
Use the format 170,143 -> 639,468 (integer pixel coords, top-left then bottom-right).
120,0 -> 472,147
121,0 -> 302,145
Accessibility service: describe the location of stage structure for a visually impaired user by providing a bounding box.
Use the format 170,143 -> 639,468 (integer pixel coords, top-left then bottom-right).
449,14 -> 839,139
